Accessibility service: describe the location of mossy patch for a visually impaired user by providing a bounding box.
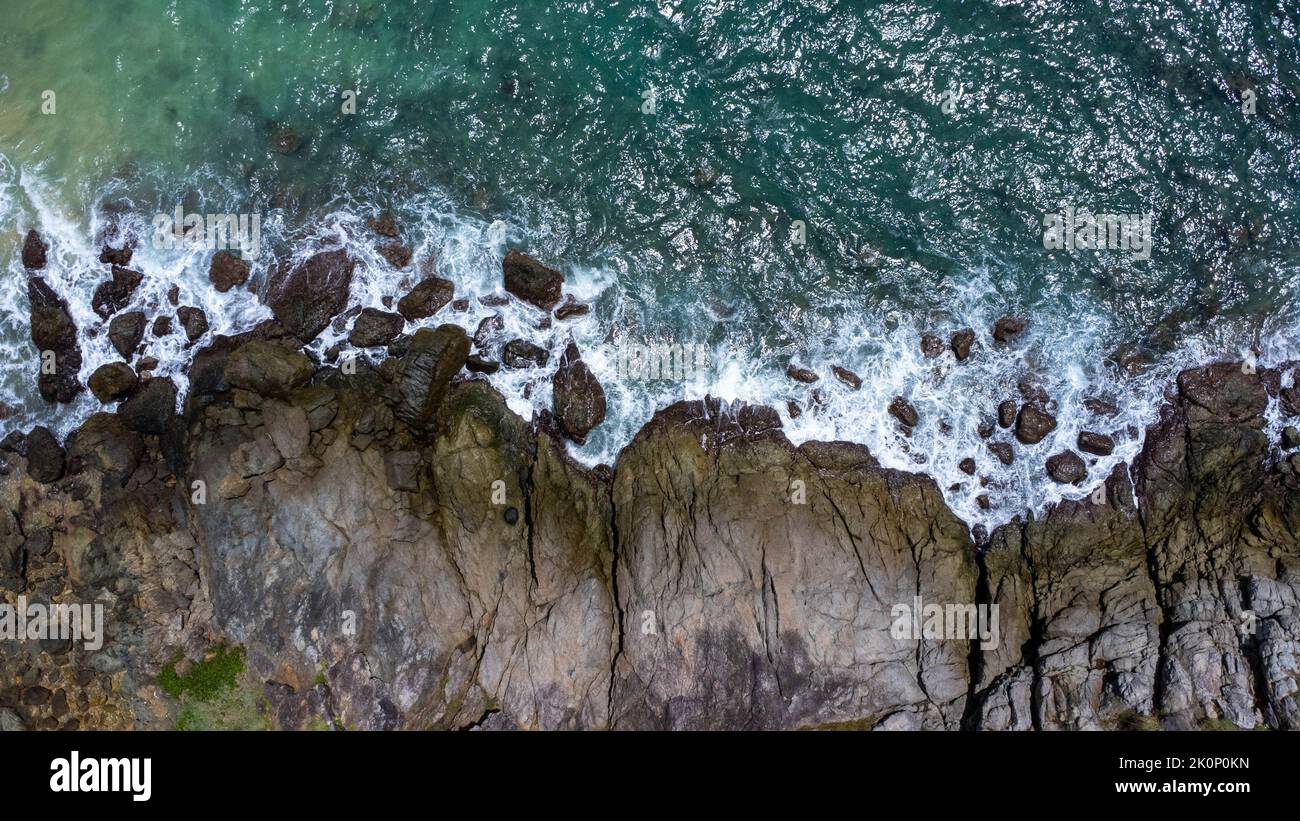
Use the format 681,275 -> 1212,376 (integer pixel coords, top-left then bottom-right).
157,645 -> 246,700
157,645 -> 268,730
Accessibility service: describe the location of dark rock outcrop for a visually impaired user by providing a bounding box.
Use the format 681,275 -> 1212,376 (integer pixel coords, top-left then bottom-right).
209,250 -> 251,292
108,311 -> 146,359
27,277 -> 83,403
502,339 -> 549,369
992,316 -> 1027,343
951,329 -> 975,361
88,363 -> 138,403
1045,450 -> 1087,484
1015,404 -> 1057,445
91,265 -> 144,319
552,343 -> 606,444
263,249 -> 356,341
349,308 -> 405,348
22,230 -> 49,269
503,250 -> 564,310
396,277 -> 454,322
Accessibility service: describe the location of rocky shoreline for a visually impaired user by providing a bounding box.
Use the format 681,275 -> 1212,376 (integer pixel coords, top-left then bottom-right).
2,229 -> 1298,731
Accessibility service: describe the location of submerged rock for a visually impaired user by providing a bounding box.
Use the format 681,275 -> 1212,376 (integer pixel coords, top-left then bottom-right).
997,399 -> 1017,428
22,229 -> 49,270
554,296 -> 590,321
367,211 -> 400,237
552,342 -> 607,444
921,334 -> 945,358
786,364 -> 818,384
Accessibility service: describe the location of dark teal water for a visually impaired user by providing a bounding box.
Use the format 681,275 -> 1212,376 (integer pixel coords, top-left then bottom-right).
2,0 -> 1298,525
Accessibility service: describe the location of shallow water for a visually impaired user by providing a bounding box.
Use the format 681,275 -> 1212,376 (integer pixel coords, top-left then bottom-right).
1,0 -> 1298,529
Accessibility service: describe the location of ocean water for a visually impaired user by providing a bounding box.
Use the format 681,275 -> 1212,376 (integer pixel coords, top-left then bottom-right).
1,0 -> 1298,529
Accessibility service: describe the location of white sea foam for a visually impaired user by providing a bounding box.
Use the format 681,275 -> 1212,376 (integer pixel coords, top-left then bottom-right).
2,164 -> 1297,534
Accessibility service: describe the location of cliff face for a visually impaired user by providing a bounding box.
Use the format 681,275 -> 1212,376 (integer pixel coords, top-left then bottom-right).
1,334 -> 1297,731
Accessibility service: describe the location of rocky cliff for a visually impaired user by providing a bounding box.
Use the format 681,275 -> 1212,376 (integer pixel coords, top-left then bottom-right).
1,326 -> 1297,730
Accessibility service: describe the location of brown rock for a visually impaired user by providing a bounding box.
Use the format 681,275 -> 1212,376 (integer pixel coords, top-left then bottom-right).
22,229 -> 48,269
88,363 -> 138,403
889,396 -> 919,428
396,277 -> 454,321
987,442 -> 1014,465
349,308 -> 405,348
832,365 -> 862,390
1015,404 -> 1057,445
951,329 -> 975,361
921,334 -> 945,357
992,315 -> 1027,343
1077,431 -> 1114,456
209,250 -> 251,292
502,250 -> 564,310
553,343 -> 607,444
1045,450 -> 1087,484
787,364 -> 818,384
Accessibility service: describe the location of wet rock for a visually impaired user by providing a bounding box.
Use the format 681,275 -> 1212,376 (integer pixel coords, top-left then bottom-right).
152,315 -> 172,337
118,377 -> 177,435
22,229 -> 48,269
99,245 -> 133,266
502,250 -> 564,310
91,265 -> 144,319
787,364 -> 818,384
264,248 -> 356,341
978,420 -> 994,438
553,343 -> 607,444
1015,404 -> 1057,445
997,400 -> 1017,428
88,362 -> 138,403
479,293 -> 510,307
473,314 -> 505,349
396,277 -> 454,322
987,442 -> 1014,465
992,315 -> 1027,343
209,250 -> 251,292
502,339 -> 549,369
25,426 -> 65,483
367,211 -> 399,237
787,400 -> 801,419
1045,450 -> 1087,484
951,329 -> 975,361
976,494 -> 991,510
555,296 -> 590,321
66,413 -> 143,486
832,366 -> 862,391
108,311 -> 146,359
271,126 -> 305,154
225,341 -> 315,399
378,242 -> 412,269
921,334 -> 945,358
395,325 -> 471,430
177,306 -> 209,342
1084,398 -> 1120,417
465,355 -> 500,374
27,277 -> 83,404
1280,386 -> 1300,417
1077,431 -> 1115,457
349,308 -> 405,348
1283,426 -> 1300,450
889,396 -> 919,428
959,457 -> 976,475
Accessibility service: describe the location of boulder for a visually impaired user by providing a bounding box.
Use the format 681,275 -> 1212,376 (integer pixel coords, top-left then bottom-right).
22,229 -> 48,269
367,211 -> 399,237
27,277 -> 82,404
395,325 -> 471,430
465,355 -> 500,374
99,245 -> 133,266
108,311 -> 146,359
209,250 -> 251,292
555,296 -> 590,320
24,426 -> 65,483
224,341 -> 315,399
263,248 -> 356,341
176,306 -> 209,342
378,243 -> 412,269
118,377 -> 177,435
951,329 -> 975,361
349,308 -> 405,348
987,442 -> 1014,465
66,413 -> 143,486
958,457 -> 976,475
552,343 -> 607,444
271,126 -> 305,154
396,277 -> 454,322
87,363 -> 138,403
889,396 -> 919,428
1045,450 -> 1087,484
1283,426 -> 1300,450
152,316 -> 172,337
786,364 -> 818,384
1077,431 -> 1114,456
832,366 -> 862,390
473,314 -> 505,349
502,339 -> 549,369
992,315 -> 1027,343
1015,404 -> 1057,445
91,265 -> 144,319
502,250 -> 564,310
998,400 -> 1017,428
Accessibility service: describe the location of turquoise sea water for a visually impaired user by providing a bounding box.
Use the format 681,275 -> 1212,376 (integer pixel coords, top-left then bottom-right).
1,0 -> 1298,526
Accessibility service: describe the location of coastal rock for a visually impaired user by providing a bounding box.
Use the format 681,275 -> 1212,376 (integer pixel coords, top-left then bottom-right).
959,457 -> 976,475
367,211 -> 399,237
263,248 -> 356,341
108,311 -> 146,359
832,365 -> 862,390
88,363 -> 138,403
66,413 -> 143,486
177,306 -> 209,342
91,265 -> 144,319
555,296 -> 590,320
118,377 -> 177,435
1015,405 -> 1057,445
786,364 -> 818,384
1077,431 -> 1114,456
552,343 -> 606,444
22,229 -> 49,270
349,308 -> 405,348
987,442 -> 1014,465
888,396 -> 919,428
992,316 -> 1027,343
224,341 -> 314,399
1084,398 -> 1120,417
100,245 -> 133,266
209,250 -> 251,292
997,400 -> 1017,428
152,316 -> 171,337
24,426 -> 65,483
396,277 -> 454,322
503,250 -> 564,310
473,314 -> 504,349
395,325 -> 471,430
502,339 -> 549,369
951,329 -> 975,361
271,126 -> 305,154
1045,450 -> 1087,484
921,334 -> 945,358
1283,426 -> 1300,450
465,355 -> 500,374
27,277 -> 83,404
